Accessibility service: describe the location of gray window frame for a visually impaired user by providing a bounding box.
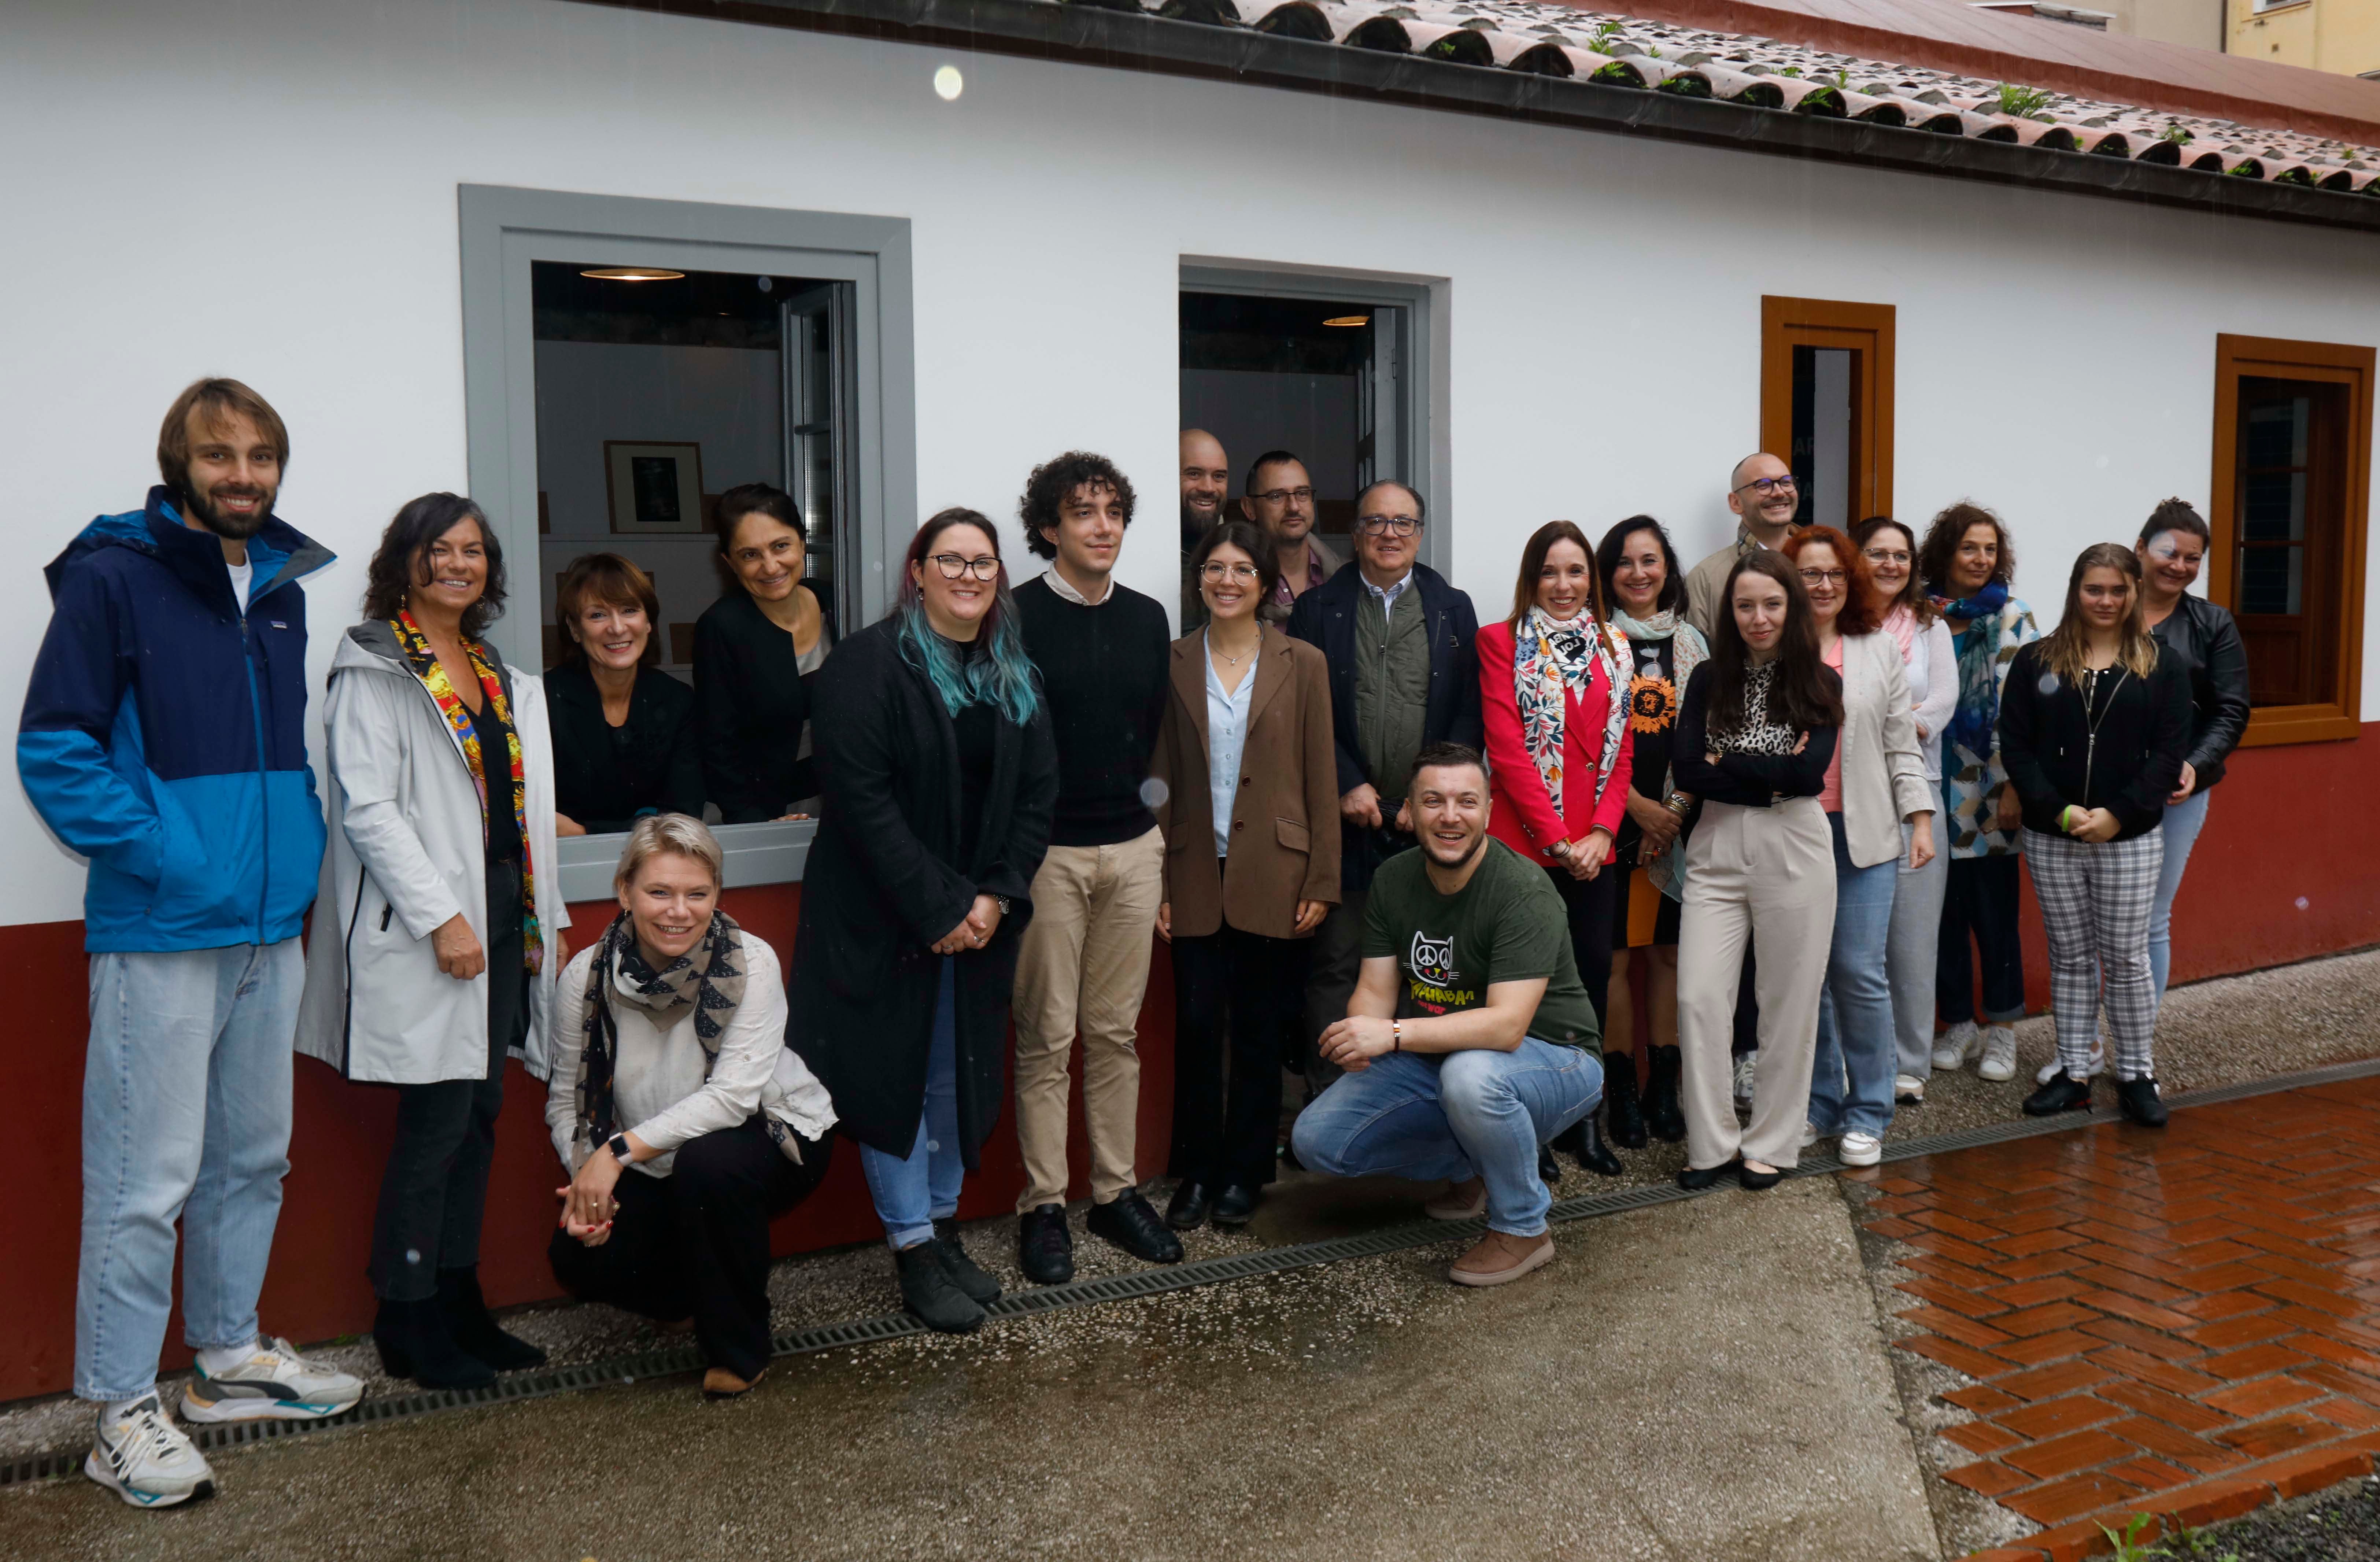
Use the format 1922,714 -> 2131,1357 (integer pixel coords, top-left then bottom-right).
458,185 -> 916,897
1179,260 -> 1448,577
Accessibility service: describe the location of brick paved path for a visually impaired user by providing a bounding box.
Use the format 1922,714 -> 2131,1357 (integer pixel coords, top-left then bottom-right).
1857,1075 -> 2380,1561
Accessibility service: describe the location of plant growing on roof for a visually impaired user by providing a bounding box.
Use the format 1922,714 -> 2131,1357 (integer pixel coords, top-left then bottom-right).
2160,122 -> 2191,145
1993,82 -> 2055,119
1778,64 -> 1801,78
1588,17 -> 1622,48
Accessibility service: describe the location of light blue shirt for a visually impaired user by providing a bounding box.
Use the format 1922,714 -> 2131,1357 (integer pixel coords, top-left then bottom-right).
1361,568 -> 1413,621
1204,631 -> 1257,858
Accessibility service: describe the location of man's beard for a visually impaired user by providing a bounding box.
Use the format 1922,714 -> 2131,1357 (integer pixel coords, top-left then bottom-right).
1182,501 -> 1222,546
1423,828 -> 1486,870
182,480 -> 276,541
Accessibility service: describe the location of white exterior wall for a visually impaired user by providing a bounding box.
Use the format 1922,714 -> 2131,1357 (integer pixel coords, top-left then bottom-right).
5,0 -> 2377,926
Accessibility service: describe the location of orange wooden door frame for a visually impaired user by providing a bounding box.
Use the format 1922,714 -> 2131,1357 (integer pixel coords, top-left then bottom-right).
1759,296 -> 1897,525
2208,333 -> 2373,748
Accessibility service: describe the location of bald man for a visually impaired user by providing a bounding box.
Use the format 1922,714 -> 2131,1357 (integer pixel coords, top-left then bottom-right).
1179,429 -> 1230,629
1683,451 -> 1802,638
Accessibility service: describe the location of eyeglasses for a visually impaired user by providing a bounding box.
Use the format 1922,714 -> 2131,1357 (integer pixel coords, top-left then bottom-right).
1734,476 -> 1799,496
928,554 -> 1000,581
1355,515 -> 1421,537
1199,561 -> 1261,583
1862,549 -> 1912,566
1251,487 -> 1316,505
1798,568 -> 1848,586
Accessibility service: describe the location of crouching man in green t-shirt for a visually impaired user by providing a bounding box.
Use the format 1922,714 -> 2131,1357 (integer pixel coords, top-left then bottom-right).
1290,742 -> 1605,1286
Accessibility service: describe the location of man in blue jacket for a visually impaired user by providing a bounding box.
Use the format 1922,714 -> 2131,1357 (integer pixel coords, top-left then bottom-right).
19,379 -> 362,1509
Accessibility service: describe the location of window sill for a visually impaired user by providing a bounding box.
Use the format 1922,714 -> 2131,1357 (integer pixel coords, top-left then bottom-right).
2238,705 -> 2362,747
554,817 -> 817,902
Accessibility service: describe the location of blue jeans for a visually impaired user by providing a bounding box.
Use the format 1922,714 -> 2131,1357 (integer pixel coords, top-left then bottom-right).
2147,789 -> 2210,1005
1810,813 -> 1900,1139
79,941 -> 302,1403
859,959 -> 965,1251
1290,1040 -> 1600,1237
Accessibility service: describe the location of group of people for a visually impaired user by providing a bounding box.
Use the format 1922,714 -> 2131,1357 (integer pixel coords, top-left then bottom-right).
23,380 -> 2245,1513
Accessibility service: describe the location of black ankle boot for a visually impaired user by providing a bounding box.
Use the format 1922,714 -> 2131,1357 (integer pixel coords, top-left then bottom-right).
1642,1046 -> 1687,1143
1602,1051 -> 1647,1149
931,1218 -> 1002,1305
374,1296 -> 496,1390
895,1242 -> 984,1334
1575,1112 -> 1624,1177
437,1266 -> 548,1372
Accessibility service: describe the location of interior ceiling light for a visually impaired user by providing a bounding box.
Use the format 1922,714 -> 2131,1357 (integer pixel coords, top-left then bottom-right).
580,266 -> 685,282
1323,315 -> 1369,327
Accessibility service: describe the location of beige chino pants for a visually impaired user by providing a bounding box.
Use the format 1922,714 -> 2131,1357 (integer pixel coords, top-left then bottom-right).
1010,827 -> 1166,1211
1677,797 -> 1837,1172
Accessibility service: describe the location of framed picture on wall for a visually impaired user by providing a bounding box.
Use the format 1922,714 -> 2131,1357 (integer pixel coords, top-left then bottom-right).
603,441 -> 706,534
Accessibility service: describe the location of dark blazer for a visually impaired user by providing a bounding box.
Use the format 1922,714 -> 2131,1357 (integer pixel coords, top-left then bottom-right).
1150,627 -> 1341,941
542,663 -> 704,834
2149,595 -> 2250,794
1997,642 -> 2193,841
786,618 -> 1057,1164
692,590 -> 836,823
1283,561 -> 1481,891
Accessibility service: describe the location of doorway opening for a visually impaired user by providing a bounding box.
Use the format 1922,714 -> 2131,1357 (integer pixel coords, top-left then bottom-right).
1760,296 -> 1895,531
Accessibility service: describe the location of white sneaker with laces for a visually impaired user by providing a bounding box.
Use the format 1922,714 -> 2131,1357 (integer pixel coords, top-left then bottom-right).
1930,1021 -> 1980,1073
1978,1026 -> 2020,1082
180,1336 -> 364,1423
1838,1131 -> 1884,1167
1733,1053 -> 1758,1108
85,1395 -> 214,1509
1895,1074 -> 1926,1104
2036,1045 -> 2107,1086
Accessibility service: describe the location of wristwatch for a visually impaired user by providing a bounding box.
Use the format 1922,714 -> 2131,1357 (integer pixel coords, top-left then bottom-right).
994,895 -> 1012,916
606,1131 -> 634,1165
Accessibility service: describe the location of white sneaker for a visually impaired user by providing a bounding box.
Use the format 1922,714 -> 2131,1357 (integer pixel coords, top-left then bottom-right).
1895,1074 -> 1926,1104
1931,1021 -> 1980,1072
1839,1131 -> 1884,1167
1733,1053 -> 1758,1108
85,1394 -> 214,1509
1801,1121 -> 1825,1150
2036,1045 -> 2107,1086
1978,1026 -> 2019,1083
180,1336 -> 364,1423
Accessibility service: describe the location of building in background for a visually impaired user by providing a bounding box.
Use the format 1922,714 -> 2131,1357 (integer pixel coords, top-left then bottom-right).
2231,0 -> 2380,77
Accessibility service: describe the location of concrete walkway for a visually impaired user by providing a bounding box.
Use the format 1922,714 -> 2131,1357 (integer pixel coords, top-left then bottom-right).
0,1177 -> 1938,1562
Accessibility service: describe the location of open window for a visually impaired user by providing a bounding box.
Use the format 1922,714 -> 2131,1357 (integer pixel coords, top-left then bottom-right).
2209,334 -> 2373,747
1760,296 -> 1895,529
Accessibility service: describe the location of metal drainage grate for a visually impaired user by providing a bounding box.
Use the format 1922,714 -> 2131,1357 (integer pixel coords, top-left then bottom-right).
7,1052 -> 2375,1488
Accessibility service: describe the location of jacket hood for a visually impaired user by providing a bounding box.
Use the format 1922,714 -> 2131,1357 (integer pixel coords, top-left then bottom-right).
45,486 -> 336,609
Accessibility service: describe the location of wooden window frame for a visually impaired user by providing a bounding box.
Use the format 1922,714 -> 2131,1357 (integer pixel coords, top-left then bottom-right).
2209,333 -> 2373,747
1759,296 -> 1896,526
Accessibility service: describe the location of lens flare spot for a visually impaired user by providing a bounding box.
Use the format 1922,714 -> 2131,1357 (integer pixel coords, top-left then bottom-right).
934,64 -> 964,100
2296,896 -> 2310,910
1141,778 -> 1171,808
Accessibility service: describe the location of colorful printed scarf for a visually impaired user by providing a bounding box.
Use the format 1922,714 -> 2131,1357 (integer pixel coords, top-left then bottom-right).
1512,606 -> 1629,822
574,908 -> 747,1153
1929,582 -> 2011,759
390,609 -> 542,975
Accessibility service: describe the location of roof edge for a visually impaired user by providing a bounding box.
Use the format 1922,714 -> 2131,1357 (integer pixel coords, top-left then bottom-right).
568,0 -> 2380,236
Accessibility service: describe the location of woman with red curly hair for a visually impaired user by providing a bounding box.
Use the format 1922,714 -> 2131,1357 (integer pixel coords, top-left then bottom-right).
1779,527 -> 1935,1167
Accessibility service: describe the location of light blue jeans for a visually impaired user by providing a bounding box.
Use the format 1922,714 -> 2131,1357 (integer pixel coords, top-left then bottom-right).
79,941 -> 302,1403
1290,1040 -> 1601,1237
1888,781 -> 1951,1082
859,959 -> 965,1251
1810,813 -> 1901,1139
2147,790 -> 2210,1005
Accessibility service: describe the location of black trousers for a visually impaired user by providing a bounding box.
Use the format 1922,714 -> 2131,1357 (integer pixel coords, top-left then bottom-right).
1169,923 -> 1311,1189
549,1118 -> 834,1381
1940,853 -> 2028,1025
370,861 -> 529,1302
1544,863 -> 1616,1029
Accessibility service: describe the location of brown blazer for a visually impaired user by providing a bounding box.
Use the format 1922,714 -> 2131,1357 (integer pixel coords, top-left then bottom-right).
1152,625 -> 1341,940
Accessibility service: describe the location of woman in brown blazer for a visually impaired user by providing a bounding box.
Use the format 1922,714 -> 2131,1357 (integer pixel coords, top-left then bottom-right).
1154,520 -> 1340,1231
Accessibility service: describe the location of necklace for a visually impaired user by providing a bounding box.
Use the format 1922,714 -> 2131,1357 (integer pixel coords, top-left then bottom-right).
1208,628 -> 1256,667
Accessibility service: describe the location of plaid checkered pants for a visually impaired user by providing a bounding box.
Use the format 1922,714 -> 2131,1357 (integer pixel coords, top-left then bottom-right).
2022,828 -> 2165,1082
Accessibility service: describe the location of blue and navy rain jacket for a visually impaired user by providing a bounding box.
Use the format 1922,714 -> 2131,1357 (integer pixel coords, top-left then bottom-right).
19,487 -> 336,952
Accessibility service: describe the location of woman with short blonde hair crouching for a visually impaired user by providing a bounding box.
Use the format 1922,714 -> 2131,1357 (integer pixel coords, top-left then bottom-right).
544,816 -> 837,1398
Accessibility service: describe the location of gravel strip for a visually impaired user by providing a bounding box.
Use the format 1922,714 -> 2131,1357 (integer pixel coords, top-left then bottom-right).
2178,1474 -> 2380,1562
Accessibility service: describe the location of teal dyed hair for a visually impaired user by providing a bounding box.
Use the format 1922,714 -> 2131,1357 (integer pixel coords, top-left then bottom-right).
894,508 -> 1042,727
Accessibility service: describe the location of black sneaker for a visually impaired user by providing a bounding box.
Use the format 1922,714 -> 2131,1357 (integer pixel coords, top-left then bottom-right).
1086,1190 -> 1184,1265
895,1242 -> 984,1334
1017,1204 -> 1074,1286
2023,1074 -> 2095,1117
930,1218 -> 1002,1305
2115,1076 -> 2169,1128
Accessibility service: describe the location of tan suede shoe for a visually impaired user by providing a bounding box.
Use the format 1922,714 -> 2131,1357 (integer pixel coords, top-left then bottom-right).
1449,1230 -> 1556,1287
702,1367 -> 765,1400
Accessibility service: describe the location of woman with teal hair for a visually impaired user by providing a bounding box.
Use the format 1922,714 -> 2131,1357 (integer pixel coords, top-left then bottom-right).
786,508 -> 1057,1335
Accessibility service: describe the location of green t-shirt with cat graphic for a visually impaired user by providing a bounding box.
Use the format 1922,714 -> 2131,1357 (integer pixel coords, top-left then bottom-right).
1360,840 -> 1601,1049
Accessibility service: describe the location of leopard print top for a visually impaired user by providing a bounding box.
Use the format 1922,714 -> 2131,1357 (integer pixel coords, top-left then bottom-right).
1710,661 -> 1800,757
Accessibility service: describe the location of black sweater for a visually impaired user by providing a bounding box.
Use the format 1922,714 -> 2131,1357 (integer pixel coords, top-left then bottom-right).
543,663 -> 705,835
692,590 -> 836,824
1011,573 -> 1171,848
1670,662 -> 1839,809
1996,642 -> 2193,841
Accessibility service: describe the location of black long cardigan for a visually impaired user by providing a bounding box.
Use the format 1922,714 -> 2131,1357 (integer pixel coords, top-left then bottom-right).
692,590 -> 837,823
786,618 -> 1057,1163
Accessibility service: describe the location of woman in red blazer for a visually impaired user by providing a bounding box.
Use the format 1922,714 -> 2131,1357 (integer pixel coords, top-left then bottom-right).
1477,520 -> 1636,1173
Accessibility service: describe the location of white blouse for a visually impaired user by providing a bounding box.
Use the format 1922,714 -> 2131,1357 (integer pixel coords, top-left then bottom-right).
544,934 -> 836,1178
1904,617 -> 1958,783
1204,632 -> 1256,858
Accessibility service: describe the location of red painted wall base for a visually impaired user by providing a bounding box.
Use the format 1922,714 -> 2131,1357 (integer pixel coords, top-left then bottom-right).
4,727 -> 2371,1403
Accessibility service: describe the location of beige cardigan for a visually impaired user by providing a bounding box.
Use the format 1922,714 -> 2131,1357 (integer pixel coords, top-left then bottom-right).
1832,629 -> 1934,869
